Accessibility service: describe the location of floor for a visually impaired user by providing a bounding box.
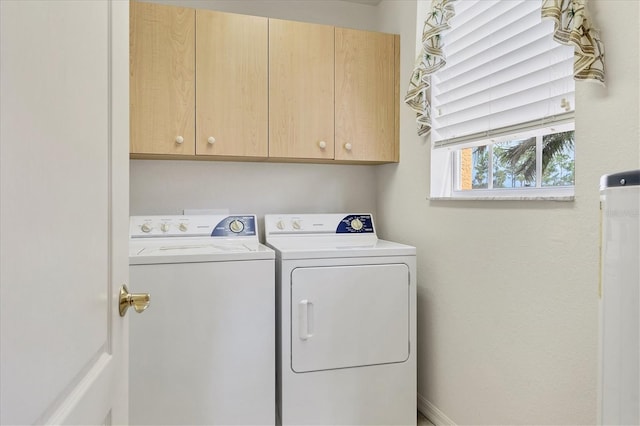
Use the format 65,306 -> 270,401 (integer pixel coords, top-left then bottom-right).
418,411 -> 435,426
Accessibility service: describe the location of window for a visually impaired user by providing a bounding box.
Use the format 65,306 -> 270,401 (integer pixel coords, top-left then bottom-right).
428,0 -> 576,200
455,126 -> 574,194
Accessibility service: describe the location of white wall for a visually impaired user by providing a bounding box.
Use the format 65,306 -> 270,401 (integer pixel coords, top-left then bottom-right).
376,0 -> 640,424
131,160 -> 378,217
130,0 -> 381,219
148,0 -> 378,29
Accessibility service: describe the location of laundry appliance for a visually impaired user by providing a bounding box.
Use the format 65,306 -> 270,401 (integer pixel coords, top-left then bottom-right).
599,170 -> 640,424
128,214 -> 275,425
265,213 -> 416,425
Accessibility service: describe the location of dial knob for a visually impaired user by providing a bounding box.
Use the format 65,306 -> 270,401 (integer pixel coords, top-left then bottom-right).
276,220 -> 285,230
178,223 -> 188,232
350,218 -> 364,231
229,219 -> 244,233
160,223 -> 170,233
292,220 -> 301,230
175,136 -> 184,144
318,140 -> 327,149
141,223 -> 152,233
344,143 -> 352,151
207,136 -> 216,144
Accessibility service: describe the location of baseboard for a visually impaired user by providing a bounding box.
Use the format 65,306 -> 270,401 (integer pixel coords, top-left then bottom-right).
417,393 -> 457,426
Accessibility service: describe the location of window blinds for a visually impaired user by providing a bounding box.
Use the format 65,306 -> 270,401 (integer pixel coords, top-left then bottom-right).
431,0 -> 575,148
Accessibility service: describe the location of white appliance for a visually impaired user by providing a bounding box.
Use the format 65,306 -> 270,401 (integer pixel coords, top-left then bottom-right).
599,170 -> 640,425
265,213 -> 417,426
128,214 -> 275,425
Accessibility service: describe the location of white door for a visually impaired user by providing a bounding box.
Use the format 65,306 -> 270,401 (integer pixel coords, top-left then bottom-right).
0,1 -> 130,424
291,264 -> 410,373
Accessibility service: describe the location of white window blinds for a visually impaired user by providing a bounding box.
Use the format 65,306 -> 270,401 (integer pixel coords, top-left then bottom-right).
431,0 -> 575,148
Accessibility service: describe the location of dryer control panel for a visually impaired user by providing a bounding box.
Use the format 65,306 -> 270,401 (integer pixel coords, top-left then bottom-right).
130,215 -> 257,238
264,214 -> 375,236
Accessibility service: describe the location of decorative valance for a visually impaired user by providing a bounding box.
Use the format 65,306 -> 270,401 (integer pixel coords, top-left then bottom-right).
405,0 -> 606,137
541,0 -> 605,85
404,0 -> 456,137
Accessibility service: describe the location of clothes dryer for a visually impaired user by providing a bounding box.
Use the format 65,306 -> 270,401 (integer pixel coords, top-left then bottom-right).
265,213 -> 416,426
129,214 -> 275,425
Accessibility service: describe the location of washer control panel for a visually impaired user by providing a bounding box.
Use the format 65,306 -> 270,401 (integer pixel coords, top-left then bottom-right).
130,215 -> 257,238
265,214 -> 375,235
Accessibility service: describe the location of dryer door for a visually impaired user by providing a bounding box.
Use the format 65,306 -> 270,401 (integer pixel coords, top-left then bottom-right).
291,263 -> 409,373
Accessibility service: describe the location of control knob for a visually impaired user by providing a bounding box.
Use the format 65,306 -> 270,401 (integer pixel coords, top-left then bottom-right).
350,218 -> 364,231
229,219 -> 244,233
178,223 -> 188,232
276,220 -> 285,230
141,223 -> 152,233
292,220 -> 301,230
160,223 -> 170,233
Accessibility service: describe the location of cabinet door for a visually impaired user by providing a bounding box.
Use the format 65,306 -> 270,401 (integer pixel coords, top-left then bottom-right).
130,2 -> 195,155
336,28 -> 399,162
196,11 -> 268,158
269,19 -> 334,160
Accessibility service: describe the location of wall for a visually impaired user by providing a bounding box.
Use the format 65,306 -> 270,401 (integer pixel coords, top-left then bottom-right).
131,160 -> 378,221
130,0 -> 381,219
376,0 -> 640,424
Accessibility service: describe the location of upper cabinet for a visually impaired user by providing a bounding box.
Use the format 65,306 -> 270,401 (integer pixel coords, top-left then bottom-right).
196,10 -> 268,158
336,28 -> 399,163
130,1 -> 399,164
130,2 -> 195,156
130,2 -> 268,158
269,19 -> 335,160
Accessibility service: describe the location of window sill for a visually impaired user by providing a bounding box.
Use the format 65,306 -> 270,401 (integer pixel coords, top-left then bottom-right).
429,146 -> 576,203
429,187 -> 575,201
429,195 -> 575,201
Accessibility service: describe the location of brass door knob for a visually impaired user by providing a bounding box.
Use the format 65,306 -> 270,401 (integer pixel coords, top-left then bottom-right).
119,284 -> 150,317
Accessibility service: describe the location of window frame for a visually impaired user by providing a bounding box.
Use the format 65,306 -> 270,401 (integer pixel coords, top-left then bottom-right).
430,122 -> 575,201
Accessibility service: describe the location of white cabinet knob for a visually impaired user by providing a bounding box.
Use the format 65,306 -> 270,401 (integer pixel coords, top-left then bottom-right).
207,136 -> 216,144
318,140 -> 327,149
175,136 -> 184,144
344,143 -> 352,151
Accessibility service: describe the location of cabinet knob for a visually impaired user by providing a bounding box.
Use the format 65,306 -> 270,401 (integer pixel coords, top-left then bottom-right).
207,136 -> 216,145
318,140 -> 326,149
175,136 -> 184,144
344,143 -> 352,151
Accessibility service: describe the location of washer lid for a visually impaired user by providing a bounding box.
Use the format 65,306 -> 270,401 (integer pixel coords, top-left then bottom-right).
129,239 -> 274,264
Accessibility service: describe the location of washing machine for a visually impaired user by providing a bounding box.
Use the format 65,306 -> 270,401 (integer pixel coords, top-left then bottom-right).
264,213 -> 416,426
128,214 -> 275,425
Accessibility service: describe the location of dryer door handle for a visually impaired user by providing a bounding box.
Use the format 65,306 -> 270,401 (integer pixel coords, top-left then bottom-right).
298,299 -> 314,340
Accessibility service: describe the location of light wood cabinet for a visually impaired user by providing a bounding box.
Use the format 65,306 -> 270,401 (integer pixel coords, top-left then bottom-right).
336,28 -> 399,162
130,2 -> 399,164
269,19 -> 335,160
130,2 -> 195,156
196,10 -> 268,158
130,3 -> 268,158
